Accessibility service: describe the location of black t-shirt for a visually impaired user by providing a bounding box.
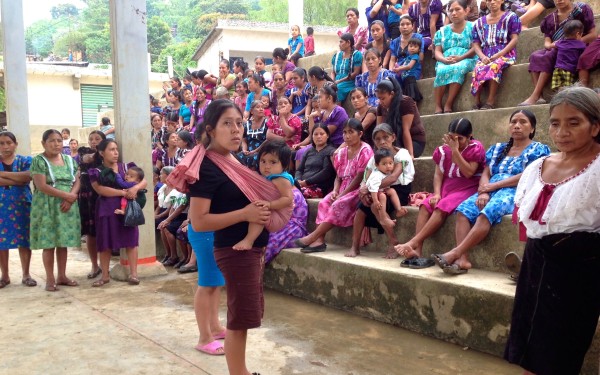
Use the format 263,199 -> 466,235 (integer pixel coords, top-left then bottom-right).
188,157 -> 269,248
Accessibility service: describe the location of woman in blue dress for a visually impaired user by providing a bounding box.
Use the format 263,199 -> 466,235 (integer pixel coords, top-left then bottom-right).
355,48 -> 394,107
0,132 -> 36,289
432,0 -> 478,114
432,110 -> 550,274
332,33 -> 363,103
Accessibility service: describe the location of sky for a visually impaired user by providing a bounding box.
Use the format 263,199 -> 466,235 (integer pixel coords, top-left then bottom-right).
21,0 -> 86,27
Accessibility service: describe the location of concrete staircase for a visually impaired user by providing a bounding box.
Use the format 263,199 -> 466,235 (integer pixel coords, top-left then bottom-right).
268,10 -> 600,374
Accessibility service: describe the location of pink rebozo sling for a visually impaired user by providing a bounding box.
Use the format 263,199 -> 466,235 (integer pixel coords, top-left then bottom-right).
167,144 -> 292,233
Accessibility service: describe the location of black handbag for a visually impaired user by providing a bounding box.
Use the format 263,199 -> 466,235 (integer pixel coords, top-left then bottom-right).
124,200 -> 145,227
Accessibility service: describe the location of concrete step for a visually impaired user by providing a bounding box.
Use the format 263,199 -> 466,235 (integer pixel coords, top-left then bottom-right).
420,14 -> 600,79
417,63 -> 600,116
305,199 -> 523,274
264,245 -> 600,375
419,103 -> 556,157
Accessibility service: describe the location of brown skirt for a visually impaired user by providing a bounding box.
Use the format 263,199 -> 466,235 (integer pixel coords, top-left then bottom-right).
214,246 -> 265,330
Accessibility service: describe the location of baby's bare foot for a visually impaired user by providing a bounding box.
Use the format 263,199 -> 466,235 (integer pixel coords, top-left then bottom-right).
114,209 -> 125,215
232,239 -> 252,251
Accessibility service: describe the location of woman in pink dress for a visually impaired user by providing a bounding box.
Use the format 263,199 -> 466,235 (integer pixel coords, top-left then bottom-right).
395,118 -> 486,264
338,7 -> 369,52
295,119 -> 373,252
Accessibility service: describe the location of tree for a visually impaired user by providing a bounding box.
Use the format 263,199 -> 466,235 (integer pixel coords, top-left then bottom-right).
197,12 -> 248,38
51,3 -> 79,19
248,0 -> 287,22
152,38 -> 200,76
147,16 -> 172,64
25,20 -> 59,57
304,0 -> 356,26
79,0 -> 111,63
54,30 -> 87,59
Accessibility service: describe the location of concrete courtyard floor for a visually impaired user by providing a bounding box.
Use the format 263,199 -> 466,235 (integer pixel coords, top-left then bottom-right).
0,248 -> 521,375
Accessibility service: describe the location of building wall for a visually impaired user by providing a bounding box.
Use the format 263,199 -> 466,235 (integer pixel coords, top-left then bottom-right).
196,28 -> 340,73
22,68 -> 167,154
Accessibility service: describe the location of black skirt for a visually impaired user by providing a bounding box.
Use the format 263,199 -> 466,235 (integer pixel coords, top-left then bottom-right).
359,184 -> 411,234
504,232 -> 600,375
402,76 -> 423,102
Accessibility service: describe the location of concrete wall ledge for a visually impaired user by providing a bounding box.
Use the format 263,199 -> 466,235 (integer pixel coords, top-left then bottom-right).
265,246 -> 600,374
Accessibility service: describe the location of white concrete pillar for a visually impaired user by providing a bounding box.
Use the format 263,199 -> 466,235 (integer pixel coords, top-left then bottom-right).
1,0 -> 31,154
288,0 -> 304,32
109,0 -> 165,279
358,0 -> 371,27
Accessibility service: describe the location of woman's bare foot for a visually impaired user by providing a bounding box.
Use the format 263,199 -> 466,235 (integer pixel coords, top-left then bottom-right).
396,207 -> 408,218
394,243 -> 419,259
383,245 -> 400,259
344,246 -> 360,257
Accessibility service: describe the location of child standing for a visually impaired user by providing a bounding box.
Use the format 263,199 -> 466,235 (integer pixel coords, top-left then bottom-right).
305,27 -> 315,57
393,37 -> 423,101
100,117 -> 115,140
551,20 -> 587,91
366,148 -> 407,218
61,128 -> 71,154
113,166 -> 146,215
232,140 -> 295,250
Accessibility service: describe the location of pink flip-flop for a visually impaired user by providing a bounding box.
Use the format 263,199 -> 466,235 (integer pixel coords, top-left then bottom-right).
194,340 -> 225,355
213,330 -> 226,340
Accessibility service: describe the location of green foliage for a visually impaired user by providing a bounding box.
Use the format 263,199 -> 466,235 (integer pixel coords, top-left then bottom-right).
248,0 -> 287,22
246,0 -> 356,26
25,20 -> 58,57
53,30 -> 87,58
147,16 -> 172,63
0,87 -> 6,113
304,0 -> 357,26
197,13 -> 248,37
79,0 -> 112,63
152,38 -> 200,76
51,3 -> 79,19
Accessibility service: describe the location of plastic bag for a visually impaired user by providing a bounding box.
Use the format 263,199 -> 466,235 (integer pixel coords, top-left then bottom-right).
124,200 -> 145,227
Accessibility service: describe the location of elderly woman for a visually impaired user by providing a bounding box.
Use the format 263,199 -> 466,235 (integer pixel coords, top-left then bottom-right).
505,87 -> 600,375
0,132 -> 36,289
295,119 -> 373,253
518,0 -> 596,106
470,0 -> 521,110
433,0 -> 478,114
431,110 -> 550,274
338,7 -> 369,52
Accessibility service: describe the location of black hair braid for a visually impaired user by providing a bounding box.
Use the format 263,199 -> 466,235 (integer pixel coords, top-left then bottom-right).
497,137 -> 514,164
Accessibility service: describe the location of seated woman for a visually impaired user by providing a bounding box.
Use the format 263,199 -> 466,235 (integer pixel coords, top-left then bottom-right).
376,77 -> 426,158
432,0 -> 478,114
362,21 -> 391,71
355,48 -> 394,108
338,7 -> 369,52
350,88 -> 378,147
266,97 -> 303,148
395,118 -> 486,265
408,0 -> 444,51
332,33 -> 363,104
295,124 -> 337,199
272,47 -> 296,89
471,0 -> 521,110
389,15 -> 426,73
347,123 -> 414,258
431,110 -> 550,274
518,0 -> 596,106
295,119 -> 373,253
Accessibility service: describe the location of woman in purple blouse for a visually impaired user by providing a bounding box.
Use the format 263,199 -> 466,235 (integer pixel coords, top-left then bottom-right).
518,0 -> 596,106
408,0 -> 444,51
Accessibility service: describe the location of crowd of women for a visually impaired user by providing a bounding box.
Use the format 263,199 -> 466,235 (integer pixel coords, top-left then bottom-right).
2,1 -> 600,374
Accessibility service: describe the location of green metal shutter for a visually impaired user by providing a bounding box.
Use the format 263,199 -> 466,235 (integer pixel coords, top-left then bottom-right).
81,84 -> 114,127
